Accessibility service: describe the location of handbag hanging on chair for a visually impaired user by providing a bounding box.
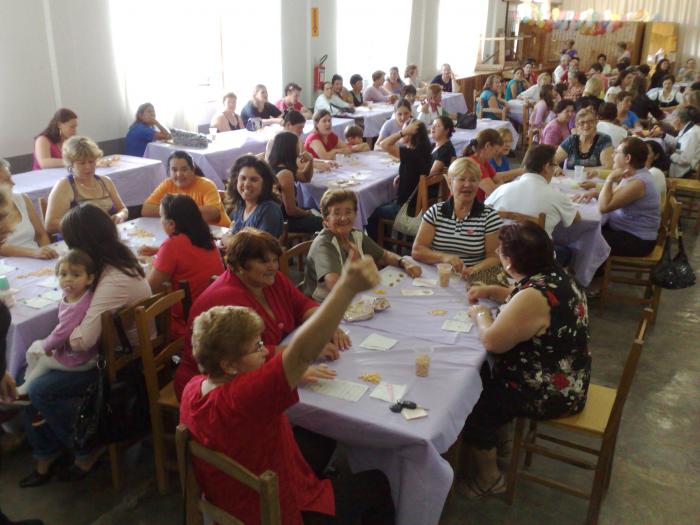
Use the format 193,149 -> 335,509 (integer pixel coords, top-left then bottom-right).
392,185 -> 423,236
651,220 -> 696,289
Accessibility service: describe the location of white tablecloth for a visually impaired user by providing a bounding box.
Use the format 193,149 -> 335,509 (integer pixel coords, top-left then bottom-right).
297,151 -> 399,227
441,92 -> 468,115
507,99 -> 526,125
550,173 -> 611,286
286,263 -> 487,525
12,156 -> 166,209
145,118 -> 353,188
451,119 -> 520,154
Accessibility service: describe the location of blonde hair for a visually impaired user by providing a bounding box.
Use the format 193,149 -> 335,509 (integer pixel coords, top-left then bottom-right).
320,189 -> 358,217
583,77 -> 602,97
62,136 -> 103,169
575,107 -> 597,124
497,127 -> 514,142
537,73 -> 552,87
192,306 -> 263,378
447,157 -> 481,181
427,83 -> 443,98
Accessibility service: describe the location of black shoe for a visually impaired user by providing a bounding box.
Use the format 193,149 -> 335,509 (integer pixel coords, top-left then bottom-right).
18,453 -> 70,488
57,460 -> 101,482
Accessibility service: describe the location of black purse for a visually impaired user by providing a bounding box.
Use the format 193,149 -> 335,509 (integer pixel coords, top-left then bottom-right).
456,112 -> 477,129
651,225 -> 696,289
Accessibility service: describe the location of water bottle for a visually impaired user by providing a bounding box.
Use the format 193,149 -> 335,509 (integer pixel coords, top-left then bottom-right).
0,275 -> 15,308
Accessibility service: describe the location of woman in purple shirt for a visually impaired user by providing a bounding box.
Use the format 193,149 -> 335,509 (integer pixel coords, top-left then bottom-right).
541,99 -> 574,146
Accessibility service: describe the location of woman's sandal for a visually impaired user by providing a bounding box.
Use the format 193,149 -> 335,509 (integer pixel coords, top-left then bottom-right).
57,447 -> 106,482
462,474 -> 507,499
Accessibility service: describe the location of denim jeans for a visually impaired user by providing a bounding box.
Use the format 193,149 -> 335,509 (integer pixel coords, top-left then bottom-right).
23,368 -> 97,461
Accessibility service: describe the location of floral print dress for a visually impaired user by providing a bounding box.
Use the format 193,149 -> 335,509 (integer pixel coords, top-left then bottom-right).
494,267 -> 591,419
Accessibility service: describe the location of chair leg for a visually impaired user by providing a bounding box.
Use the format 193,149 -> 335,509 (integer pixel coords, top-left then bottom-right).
505,417 -> 526,504
150,407 -> 170,494
109,444 -> 124,490
650,285 -> 662,324
598,259 -> 612,315
524,420 -> 538,468
585,447 -> 610,525
603,435 -> 618,492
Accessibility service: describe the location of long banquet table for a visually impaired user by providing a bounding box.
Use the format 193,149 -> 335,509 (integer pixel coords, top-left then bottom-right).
286,263 -> 488,525
12,155 -> 167,210
145,118 -> 353,188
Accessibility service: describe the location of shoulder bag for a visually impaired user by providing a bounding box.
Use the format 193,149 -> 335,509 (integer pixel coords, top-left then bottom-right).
651,224 -> 696,289
392,186 -> 423,236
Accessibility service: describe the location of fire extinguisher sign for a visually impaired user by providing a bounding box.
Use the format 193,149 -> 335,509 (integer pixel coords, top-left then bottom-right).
311,7 -> 319,37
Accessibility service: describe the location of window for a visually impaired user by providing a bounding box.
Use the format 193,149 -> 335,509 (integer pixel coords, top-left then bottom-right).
336,0 -> 413,85
437,0 -> 489,77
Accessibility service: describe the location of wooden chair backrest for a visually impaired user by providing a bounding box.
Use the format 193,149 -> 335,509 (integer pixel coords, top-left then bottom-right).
176,425 -> 281,525
178,280 -> 193,321
100,285 -> 172,384
656,194 -> 682,248
497,210 -> 546,229
416,174 -> 449,215
605,307 -> 652,442
134,289 -> 185,403
279,240 -> 313,278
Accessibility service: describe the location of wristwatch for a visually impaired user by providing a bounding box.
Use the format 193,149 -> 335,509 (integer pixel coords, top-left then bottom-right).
398,256 -> 407,268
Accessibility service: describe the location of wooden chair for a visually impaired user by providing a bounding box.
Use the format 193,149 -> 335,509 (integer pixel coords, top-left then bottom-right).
280,222 -> 314,252
279,240 -> 312,280
668,178 -> 700,234
599,194 -> 682,323
376,173 -> 449,252
505,308 -> 653,525
134,288 -> 186,494
497,210 -> 546,229
176,424 -> 281,525
100,286 -> 172,490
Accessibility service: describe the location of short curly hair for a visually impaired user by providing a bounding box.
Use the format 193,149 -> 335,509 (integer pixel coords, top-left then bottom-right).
320,189 -> 357,218
62,136 -> 103,169
224,227 -> 282,271
192,306 -> 263,377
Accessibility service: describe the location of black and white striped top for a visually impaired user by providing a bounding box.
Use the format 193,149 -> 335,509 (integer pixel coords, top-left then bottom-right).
423,198 -> 503,265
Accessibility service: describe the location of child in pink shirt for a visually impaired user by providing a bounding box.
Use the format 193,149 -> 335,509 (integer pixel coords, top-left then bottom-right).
18,250 -> 97,396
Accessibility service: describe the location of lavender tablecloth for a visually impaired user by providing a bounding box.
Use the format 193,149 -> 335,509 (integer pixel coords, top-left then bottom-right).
351,104 -> 395,138
286,264 -> 487,525
550,173 -> 611,286
12,156 -> 166,209
297,151 -> 399,227
441,92 -> 468,115
145,118 -> 353,188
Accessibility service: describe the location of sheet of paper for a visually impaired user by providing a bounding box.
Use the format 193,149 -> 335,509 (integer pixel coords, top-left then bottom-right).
402,407 -> 429,420
370,383 -> 407,403
441,319 -> 473,333
304,378 -> 368,402
37,277 -> 59,288
0,262 -> 16,274
41,290 -> 63,302
23,297 -> 55,309
453,311 -> 470,322
379,267 -> 405,288
412,278 -> 436,288
360,333 -> 398,351
401,288 -> 434,297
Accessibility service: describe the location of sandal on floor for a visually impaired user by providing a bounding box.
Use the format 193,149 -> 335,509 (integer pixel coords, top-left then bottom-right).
58,447 -> 106,482
462,474 -> 507,499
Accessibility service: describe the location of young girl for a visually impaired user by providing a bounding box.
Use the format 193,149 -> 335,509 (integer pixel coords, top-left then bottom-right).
488,127 -> 524,183
18,250 -> 97,396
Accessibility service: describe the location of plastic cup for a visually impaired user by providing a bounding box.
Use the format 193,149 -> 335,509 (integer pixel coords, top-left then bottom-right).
209,127 -> 218,141
414,348 -> 433,377
437,263 -> 452,287
574,165 -> 585,181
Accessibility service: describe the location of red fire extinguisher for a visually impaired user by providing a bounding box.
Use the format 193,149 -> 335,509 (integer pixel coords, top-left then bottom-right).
314,54 -> 328,90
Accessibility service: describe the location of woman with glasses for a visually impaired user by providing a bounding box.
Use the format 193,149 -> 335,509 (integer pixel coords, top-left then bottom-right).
304,189 -> 421,301
174,227 -> 349,400
554,107 -> 613,171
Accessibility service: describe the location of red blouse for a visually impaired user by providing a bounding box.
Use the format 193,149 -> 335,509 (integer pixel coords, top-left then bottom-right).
470,155 -> 497,202
174,268 -> 318,399
304,131 -> 339,159
180,353 -> 334,524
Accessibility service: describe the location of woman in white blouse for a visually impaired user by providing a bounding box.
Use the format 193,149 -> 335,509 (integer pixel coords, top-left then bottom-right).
648,75 -> 683,109
0,159 -> 57,259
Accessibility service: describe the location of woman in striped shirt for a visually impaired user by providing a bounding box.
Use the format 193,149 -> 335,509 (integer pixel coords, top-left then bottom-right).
412,157 -> 502,279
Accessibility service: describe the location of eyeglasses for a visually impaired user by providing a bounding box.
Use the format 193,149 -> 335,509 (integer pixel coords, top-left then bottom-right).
577,119 -> 596,126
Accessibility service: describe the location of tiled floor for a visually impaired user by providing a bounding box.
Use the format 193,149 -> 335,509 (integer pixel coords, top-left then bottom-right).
2,221 -> 699,525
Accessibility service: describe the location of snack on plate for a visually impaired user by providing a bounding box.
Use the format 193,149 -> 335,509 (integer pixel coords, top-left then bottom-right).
344,302 -> 374,322
372,297 -> 390,311
128,228 -> 155,238
16,267 -> 53,279
359,372 -> 381,384
429,309 -> 448,316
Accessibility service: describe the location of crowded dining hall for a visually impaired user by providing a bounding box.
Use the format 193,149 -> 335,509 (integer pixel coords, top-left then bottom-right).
1,1 -> 699,524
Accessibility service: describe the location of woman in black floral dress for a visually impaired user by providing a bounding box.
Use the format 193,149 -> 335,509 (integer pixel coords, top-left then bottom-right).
463,221 -> 591,497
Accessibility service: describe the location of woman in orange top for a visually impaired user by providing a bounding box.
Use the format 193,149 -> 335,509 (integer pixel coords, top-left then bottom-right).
142,151 -> 230,227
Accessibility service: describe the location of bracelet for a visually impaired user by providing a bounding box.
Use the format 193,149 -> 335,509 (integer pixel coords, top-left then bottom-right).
477,311 -> 492,320
398,256 -> 406,268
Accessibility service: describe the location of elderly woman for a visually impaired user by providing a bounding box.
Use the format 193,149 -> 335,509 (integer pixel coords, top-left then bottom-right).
174,228 -> 353,399
142,151 -> 230,227
305,189 -> 421,301
412,158 -> 503,278
574,137 -> 661,257
20,205 -> 151,486
462,221 -> 590,497
210,92 -> 244,132
240,84 -> 282,127
275,82 -> 312,119
33,108 -> 78,169
664,105 -> 700,178
363,70 -> 398,104
304,110 -> 353,160
179,251 -> 395,524
224,155 -> 283,238
554,107 -> 614,171
44,136 -> 128,234
478,75 -> 508,120
0,159 -> 57,259
563,72 -> 586,101
124,102 -> 171,157
649,75 -> 683,109
140,194 -> 224,338
431,63 -> 455,92
505,68 -> 526,101
375,99 -> 414,147
384,66 -> 405,94
271,131 -> 323,234
314,81 -> 352,116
